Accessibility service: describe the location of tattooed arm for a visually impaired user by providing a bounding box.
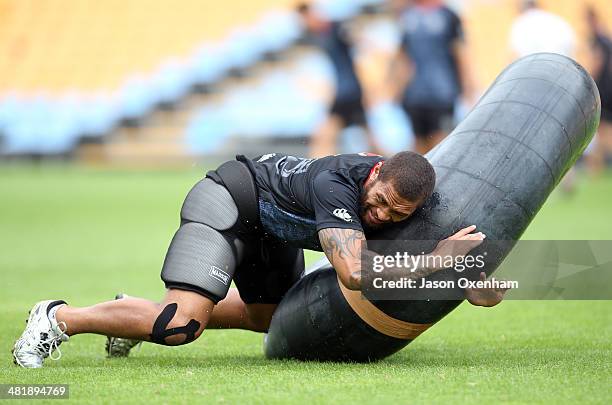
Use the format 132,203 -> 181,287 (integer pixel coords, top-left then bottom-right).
318,228 -> 366,291
318,225 -> 487,291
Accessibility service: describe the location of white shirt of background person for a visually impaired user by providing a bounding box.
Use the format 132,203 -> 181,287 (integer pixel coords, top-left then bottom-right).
509,8 -> 576,58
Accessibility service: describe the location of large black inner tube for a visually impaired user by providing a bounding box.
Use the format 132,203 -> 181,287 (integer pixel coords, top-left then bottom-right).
264,53 -> 601,362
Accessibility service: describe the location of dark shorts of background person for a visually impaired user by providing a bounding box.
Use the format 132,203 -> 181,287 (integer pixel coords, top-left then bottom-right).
599,78 -> 612,123
161,177 -> 305,305
330,97 -> 367,127
601,105 -> 612,123
402,104 -> 455,137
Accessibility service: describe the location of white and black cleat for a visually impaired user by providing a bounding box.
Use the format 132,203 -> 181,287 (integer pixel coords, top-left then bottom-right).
105,293 -> 142,358
12,300 -> 69,368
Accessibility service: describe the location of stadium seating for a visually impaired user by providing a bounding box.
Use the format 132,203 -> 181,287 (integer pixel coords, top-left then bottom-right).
0,0 -> 305,156
4,0 -> 601,160
0,0 -> 392,159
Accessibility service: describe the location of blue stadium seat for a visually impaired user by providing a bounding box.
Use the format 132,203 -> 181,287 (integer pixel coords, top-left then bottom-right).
42,103 -> 80,154
118,74 -> 158,122
315,0 -> 361,20
152,59 -> 193,106
1,96 -> 68,154
255,11 -> 301,54
78,92 -> 121,138
367,101 -> 414,153
0,93 -> 25,131
224,27 -> 266,71
185,106 -> 231,154
188,43 -> 230,86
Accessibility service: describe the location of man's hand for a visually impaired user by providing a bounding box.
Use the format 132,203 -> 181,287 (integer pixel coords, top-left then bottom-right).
319,225 -> 487,291
431,225 -> 485,267
465,272 -> 510,307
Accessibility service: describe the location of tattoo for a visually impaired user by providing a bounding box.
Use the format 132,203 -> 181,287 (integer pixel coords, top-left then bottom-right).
318,228 -> 365,264
318,228 -> 443,289
318,228 -> 365,290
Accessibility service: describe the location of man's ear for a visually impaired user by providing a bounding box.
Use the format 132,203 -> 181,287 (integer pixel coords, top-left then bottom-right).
364,161 -> 383,187
370,161 -> 383,181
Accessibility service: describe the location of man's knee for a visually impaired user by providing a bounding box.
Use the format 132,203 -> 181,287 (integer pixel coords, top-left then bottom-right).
150,302 -> 206,346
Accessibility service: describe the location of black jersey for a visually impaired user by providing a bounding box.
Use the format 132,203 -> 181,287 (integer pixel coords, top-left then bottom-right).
238,153 -> 384,250
592,32 -> 612,114
400,5 -> 463,109
310,22 -> 362,103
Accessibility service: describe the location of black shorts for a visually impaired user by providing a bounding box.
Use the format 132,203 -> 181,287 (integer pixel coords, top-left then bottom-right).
330,98 -> 367,127
161,178 -> 304,305
402,104 -> 455,137
601,105 -> 612,123
232,236 -> 304,304
165,231 -> 304,305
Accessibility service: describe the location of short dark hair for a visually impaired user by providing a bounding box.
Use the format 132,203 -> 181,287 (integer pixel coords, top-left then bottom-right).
378,151 -> 436,204
521,0 -> 537,11
296,2 -> 310,14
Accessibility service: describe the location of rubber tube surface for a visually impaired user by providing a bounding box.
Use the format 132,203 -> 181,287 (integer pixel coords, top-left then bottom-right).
264,53 -> 601,361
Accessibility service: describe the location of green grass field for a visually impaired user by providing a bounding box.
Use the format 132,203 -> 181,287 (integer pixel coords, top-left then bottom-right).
1,164 -> 611,404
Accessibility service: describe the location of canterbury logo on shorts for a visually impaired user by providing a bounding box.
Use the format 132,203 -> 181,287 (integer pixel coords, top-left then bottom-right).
333,208 -> 353,222
209,266 -> 230,285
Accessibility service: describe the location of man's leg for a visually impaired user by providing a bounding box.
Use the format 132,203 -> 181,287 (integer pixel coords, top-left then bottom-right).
207,288 -> 276,332
14,177 -> 244,367
424,129 -> 447,153
12,289 -> 214,368
414,135 -> 429,154
56,289 -> 213,345
310,114 -> 343,158
588,119 -> 612,175
82,177 -> 242,344
213,243 -> 304,333
404,105 -> 430,154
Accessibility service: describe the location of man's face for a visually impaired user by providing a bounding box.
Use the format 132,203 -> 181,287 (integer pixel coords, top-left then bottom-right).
300,10 -> 327,33
360,179 -> 419,230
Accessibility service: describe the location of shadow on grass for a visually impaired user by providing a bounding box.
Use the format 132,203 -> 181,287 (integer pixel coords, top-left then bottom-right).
56,345 -> 599,372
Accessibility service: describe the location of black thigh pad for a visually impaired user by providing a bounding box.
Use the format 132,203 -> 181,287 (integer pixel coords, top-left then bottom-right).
181,178 -> 238,231
161,222 -> 242,303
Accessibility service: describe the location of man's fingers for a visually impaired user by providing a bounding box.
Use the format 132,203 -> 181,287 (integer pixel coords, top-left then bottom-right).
466,237 -> 484,249
455,232 -> 486,242
479,272 -> 486,282
455,225 -> 476,237
450,225 -> 477,239
496,280 -> 512,293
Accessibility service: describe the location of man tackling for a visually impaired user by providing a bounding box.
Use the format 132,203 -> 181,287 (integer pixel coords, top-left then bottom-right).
12,151 -> 506,368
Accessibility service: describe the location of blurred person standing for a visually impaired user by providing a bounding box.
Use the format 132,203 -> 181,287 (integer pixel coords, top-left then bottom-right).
298,3 -> 380,158
509,0 -> 577,192
585,6 -> 612,175
387,0 -> 476,154
509,0 -> 576,60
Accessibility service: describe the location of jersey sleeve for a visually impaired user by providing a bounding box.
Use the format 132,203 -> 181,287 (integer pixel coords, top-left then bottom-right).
334,21 -> 352,46
311,170 -> 364,232
448,8 -> 465,43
